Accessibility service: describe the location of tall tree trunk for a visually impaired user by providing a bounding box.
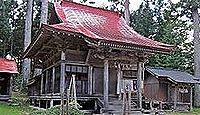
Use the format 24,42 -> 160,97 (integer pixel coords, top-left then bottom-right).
23,0 -> 33,83
40,0 -> 48,26
123,0 -> 130,25
192,7 -> 200,107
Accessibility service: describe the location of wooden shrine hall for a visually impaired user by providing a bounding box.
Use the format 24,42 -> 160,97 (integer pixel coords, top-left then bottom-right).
0,58 -> 18,101
24,1 -> 174,114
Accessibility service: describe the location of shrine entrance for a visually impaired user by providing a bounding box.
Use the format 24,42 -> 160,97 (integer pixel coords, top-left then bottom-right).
65,65 -> 88,95
0,73 -> 10,95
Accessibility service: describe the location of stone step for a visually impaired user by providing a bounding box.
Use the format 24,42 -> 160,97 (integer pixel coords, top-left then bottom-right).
107,110 -> 143,115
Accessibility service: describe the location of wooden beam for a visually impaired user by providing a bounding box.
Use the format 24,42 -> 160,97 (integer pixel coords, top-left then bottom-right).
88,66 -> 93,95
60,51 -> 66,115
45,70 -> 48,94
85,49 -> 92,64
52,34 -> 67,47
104,59 -> 109,109
137,61 -> 144,109
40,74 -> 44,94
50,100 -> 54,107
117,64 -> 121,95
43,51 -> 61,67
93,69 -> 96,94
42,45 -> 56,49
174,86 -> 177,110
52,67 -> 55,94
190,86 -> 193,111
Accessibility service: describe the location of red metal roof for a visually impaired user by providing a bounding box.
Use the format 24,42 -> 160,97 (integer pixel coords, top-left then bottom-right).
48,1 -> 174,52
0,58 -> 18,74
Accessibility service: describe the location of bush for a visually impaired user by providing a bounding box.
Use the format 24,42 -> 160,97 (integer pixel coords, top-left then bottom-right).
29,101 -> 85,115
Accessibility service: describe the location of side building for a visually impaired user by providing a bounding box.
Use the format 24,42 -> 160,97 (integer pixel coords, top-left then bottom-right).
144,67 -> 199,111
0,58 -> 18,101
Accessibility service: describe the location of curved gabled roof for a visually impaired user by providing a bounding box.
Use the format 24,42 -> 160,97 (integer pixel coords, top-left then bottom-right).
0,58 -> 18,74
24,1 -> 175,58
146,67 -> 199,84
50,1 -> 174,52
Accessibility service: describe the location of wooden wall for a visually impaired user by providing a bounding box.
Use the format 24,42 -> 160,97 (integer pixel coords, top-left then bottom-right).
93,67 -> 103,94
144,75 -> 159,101
109,67 -> 117,95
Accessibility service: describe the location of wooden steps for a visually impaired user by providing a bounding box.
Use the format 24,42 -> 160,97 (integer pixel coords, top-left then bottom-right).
105,97 -> 143,115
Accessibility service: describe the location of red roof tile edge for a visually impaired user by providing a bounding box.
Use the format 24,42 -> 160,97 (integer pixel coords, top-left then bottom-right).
50,1 -> 174,52
0,58 -> 18,74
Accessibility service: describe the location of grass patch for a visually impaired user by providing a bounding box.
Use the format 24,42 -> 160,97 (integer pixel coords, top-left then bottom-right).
0,92 -> 33,115
166,108 -> 200,115
0,102 -> 31,115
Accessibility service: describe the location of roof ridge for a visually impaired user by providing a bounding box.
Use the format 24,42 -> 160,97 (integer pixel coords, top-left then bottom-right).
60,0 -> 120,16
146,66 -> 183,72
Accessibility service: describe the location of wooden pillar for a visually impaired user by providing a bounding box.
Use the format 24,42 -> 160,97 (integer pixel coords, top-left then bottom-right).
93,68 -> 96,94
40,74 -> 44,94
190,86 -> 193,110
52,67 -> 55,94
9,76 -> 13,96
104,59 -> 109,109
50,100 -> 54,107
137,62 -> 144,109
45,70 -> 48,94
174,86 -> 177,110
117,64 -> 121,95
167,83 -> 170,102
88,66 -> 93,95
60,51 -> 66,115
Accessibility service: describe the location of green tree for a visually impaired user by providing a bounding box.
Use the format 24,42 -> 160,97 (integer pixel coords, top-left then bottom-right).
130,0 -> 193,73
176,0 -> 200,107
0,0 -> 16,57
130,1 -> 156,38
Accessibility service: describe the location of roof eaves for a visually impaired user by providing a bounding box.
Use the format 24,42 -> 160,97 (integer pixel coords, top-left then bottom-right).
98,41 -> 172,54
166,77 -> 177,84
23,30 -> 43,58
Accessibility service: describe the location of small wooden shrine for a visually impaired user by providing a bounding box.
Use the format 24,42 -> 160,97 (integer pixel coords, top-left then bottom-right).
0,58 -> 18,101
24,1 -> 174,114
144,67 -> 199,111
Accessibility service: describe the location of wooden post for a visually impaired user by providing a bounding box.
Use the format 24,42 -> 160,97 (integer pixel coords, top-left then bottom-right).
150,100 -> 153,111
66,89 -> 70,115
122,92 -> 126,115
117,64 -> 121,98
93,69 -> 96,94
190,86 -> 193,111
60,51 -> 66,115
45,70 -> 48,94
128,90 -> 131,113
72,74 -> 77,108
137,62 -> 144,109
40,74 -> 44,94
88,66 -> 93,95
52,67 -> 55,93
104,59 -> 109,109
9,76 -> 13,97
174,86 -> 177,110
50,100 -> 54,107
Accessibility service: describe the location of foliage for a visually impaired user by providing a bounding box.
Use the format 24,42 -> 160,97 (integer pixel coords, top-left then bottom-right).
130,0 -> 194,73
29,101 -> 85,115
166,108 -> 200,115
130,1 -> 156,38
0,0 -> 23,57
10,92 -> 30,106
0,101 -> 32,115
